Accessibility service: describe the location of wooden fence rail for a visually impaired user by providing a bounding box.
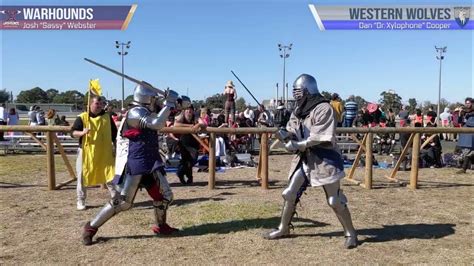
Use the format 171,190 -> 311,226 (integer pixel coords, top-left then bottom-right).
1,125 -> 473,190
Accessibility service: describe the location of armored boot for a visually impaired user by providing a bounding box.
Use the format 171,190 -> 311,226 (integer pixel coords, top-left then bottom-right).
151,200 -> 179,235
82,222 -> 98,246
333,207 -> 358,249
263,200 -> 296,239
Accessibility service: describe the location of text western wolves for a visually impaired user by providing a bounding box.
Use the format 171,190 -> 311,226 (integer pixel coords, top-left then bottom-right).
349,8 -> 454,20
22,8 -> 94,20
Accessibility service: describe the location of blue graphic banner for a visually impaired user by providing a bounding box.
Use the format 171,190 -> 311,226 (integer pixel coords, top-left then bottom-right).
309,5 -> 473,30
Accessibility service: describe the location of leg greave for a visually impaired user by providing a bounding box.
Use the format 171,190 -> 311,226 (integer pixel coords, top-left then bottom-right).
323,182 -> 357,238
264,166 -> 308,239
90,175 -> 141,228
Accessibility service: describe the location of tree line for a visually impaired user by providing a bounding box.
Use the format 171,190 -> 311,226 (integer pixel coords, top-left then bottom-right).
0,87 -> 464,114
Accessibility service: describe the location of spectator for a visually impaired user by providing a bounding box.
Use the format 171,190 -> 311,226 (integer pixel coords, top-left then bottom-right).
36,107 -> 46,126
46,109 -> 56,126
7,107 -> 19,125
257,105 -> 273,127
59,115 -> 70,126
386,108 -> 396,127
165,117 -> 179,160
174,105 -> 206,185
105,105 -> 119,126
439,107 -> 453,141
368,103 -> 382,125
72,95 -> 117,210
374,118 -> 395,155
344,96 -> 358,127
199,106 -> 211,126
462,97 -> 474,123
330,93 -> 343,127
215,122 -> 228,159
217,111 -> 226,127
399,116 -> 412,171
420,118 -> 442,168
457,98 -> 474,174
243,105 -> 255,125
426,106 -> 437,123
414,109 -> 424,127
398,105 -> 410,127
7,108 -> 20,136
274,102 -> 290,128
452,107 -> 462,141
0,103 -> 6,141
254,104 -> 262,123
224,80 -> 237,124
28,105 -> 38,126
360,106 -> 373,127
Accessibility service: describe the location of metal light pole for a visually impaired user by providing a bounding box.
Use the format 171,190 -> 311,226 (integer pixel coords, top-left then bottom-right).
116,41 -> 131,109
435,46 -> 447,123
276,83 -> 279,104
278,43 -> 292,108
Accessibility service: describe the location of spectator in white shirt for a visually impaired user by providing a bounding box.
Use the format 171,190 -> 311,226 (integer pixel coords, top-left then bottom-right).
243,105 -> 254,124
0,103 -> 7,141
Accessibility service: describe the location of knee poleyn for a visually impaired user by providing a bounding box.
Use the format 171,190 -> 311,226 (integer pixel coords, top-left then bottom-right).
327,193 -> 348,211
282,188 -> 297,203
111,198 -> 132,212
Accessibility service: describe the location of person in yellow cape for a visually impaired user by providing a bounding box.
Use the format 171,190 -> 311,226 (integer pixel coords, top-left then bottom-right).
72,81 -> 118,211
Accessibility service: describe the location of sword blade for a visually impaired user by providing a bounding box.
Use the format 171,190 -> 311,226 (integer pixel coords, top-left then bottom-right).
84,58 -> 165,96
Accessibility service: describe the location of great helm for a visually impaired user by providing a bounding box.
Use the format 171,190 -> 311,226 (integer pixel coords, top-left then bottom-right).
133,84 -> 157,105
292,74 -> 319,100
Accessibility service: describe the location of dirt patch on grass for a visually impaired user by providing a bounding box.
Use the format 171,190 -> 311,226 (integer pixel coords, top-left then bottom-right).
0,154 -> 473,264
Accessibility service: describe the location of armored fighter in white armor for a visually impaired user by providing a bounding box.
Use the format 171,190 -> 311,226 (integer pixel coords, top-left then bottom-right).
82,84 -> 180,245
263,74 -> 358,249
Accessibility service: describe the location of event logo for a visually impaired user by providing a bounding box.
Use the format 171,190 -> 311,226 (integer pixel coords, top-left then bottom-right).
454,7 -> 470,28
0,9 -> 21,27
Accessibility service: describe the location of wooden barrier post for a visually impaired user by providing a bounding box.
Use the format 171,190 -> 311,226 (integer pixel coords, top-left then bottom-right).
208,133 -> 216,189
387,133 -> 414,181
25,132 -> 47,150
261,133 -> 269,189
46,132 -> 56,190
345,134 -> 367,186
192,134 -> 210,153
420,134 -> 437,149
1,125 -> 474,191
410,133 -> 421,189
51,135 -> 77,189
350,134 -> 367,151
52,135 -> 76,179
256,134 -> 262,181
364,133 -> 373,189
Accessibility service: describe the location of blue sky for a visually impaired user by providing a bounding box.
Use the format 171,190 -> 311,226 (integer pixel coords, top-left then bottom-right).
1,0 -> 473,105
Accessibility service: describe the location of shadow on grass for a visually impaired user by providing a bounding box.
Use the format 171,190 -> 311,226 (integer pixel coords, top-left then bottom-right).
169,179 -> 281,188
133,197 -> 226,209
298,223 -> 456,244
94,217 -> 329,243
346,180 -> 474,190
0,182 -> 45,188
416,180 -> 474,189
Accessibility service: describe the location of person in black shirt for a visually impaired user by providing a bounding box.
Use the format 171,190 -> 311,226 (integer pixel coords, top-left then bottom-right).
420,118 -> 442,168
426,106 -> 437,123
174,105 -> 206,184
